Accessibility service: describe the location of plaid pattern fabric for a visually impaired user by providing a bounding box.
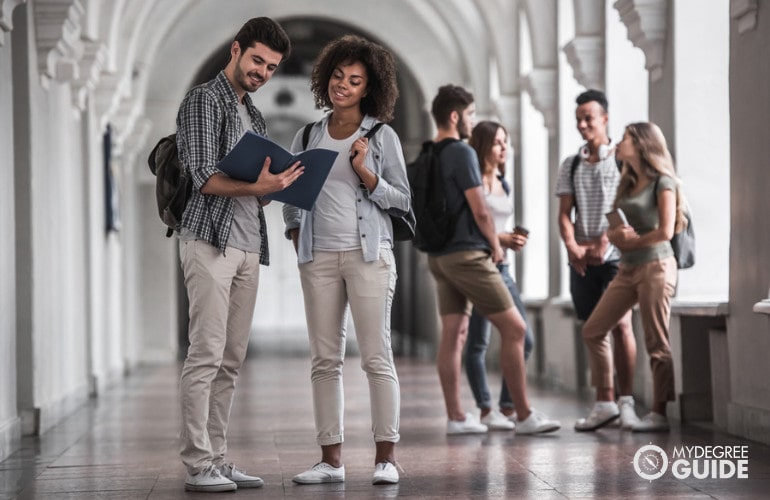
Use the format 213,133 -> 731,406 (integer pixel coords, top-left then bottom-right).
176,71 -> 269,265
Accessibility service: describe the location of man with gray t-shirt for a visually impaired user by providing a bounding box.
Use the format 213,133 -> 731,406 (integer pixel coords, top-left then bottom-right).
555,89 -> 640,431
426,85 -> 560,436
174,17 -> 303,493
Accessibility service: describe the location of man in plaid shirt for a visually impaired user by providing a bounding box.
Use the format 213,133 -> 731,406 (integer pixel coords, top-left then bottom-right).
175,17 -> 303,493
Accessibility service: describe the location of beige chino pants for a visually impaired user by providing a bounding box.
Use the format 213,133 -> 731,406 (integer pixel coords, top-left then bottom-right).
178,239 -> 260,474
583,256 -> 678,407
299,249 -> 400,446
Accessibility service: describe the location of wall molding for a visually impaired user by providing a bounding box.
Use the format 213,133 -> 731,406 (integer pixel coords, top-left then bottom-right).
0,416 -> 21,462
563,35 -> 604,90
34,0 -> 84,84
71,40 -> 106,110
521,67 -> 558,135
731,0 -> 758,34
614,0 -> 668,81
494,94 -> 521,150
0,0 -> 26,47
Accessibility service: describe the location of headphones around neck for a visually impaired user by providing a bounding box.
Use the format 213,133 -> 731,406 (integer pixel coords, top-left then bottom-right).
579,140 -> 614,161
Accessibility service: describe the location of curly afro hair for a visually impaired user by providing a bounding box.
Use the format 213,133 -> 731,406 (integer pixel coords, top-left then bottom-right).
310,35 -> 399,122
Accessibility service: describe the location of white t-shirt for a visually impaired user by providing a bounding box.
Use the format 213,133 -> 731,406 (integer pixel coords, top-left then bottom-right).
485,187 -> 513,263
312,126 -> 361,251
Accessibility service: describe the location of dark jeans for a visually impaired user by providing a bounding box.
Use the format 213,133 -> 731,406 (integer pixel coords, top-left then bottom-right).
465,263 -> 534,411
570,260 -> 620,321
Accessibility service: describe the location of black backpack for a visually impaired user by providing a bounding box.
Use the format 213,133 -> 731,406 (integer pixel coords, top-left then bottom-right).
301,122 -> 416,241
407,139 -> 459,252
654,176 -> 695,269
147,134 -> 192,237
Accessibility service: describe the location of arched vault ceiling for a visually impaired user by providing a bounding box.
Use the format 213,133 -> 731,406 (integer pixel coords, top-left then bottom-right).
132,0 -> 493,116
522,0 -> 557,67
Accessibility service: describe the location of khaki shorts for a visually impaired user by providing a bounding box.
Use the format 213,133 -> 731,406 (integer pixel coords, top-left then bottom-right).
428,250 -> 514,316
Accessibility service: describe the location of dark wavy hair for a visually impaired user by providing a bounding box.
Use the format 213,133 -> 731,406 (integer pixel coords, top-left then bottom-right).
431,85 -> 474,128
233,17 -> 291,61
469,121 -> 508,176
310,35 -> 398,122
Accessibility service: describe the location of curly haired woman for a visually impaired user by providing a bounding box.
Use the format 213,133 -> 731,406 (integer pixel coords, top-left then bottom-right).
283,35 -> 410,485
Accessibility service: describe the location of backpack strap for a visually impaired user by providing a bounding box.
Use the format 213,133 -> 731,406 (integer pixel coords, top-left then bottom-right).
569,154 -> 581,188
569,154 -> 581,215
498,174 -> 511,196
301,122 -> 314,150
351,122 -> 386,188
363,122 -> 385,140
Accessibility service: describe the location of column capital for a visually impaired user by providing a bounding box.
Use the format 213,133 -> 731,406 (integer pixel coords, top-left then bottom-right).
34,0 -> 84,85
0,0 -> 26,46
563,35 -> 605,90
521,68 -> 558,135
494,94 -> 521,150
71,40 -> 107,111
731,0 -> 758,34
614,0 -> 668,81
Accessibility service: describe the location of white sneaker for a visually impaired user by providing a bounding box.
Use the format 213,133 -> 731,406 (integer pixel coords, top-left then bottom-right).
372,462 -> 399,485
480,409 -> 515,431
617,396 -> 642,430
574,401 -> 620,432
516,409 -> 561,435
219,463 -> 264,488
632,412 -> 670,432
292,462 -> 345,484
447,412 -> 488,435
185,464 -> 237,492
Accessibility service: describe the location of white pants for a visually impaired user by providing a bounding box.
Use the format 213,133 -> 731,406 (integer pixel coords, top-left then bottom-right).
299,249 -> 400,446
178,239 -> 260,474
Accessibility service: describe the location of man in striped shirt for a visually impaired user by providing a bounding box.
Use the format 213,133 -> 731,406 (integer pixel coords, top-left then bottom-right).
555,89 -> 640,432
175,17 -> 303,493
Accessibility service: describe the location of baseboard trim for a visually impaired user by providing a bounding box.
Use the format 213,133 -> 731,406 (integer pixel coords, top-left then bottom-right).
0,416 -> 22,461
728,402 -> 770,445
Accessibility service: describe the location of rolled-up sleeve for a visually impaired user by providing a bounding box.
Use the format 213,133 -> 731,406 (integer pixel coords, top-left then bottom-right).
177,88 -> 223,191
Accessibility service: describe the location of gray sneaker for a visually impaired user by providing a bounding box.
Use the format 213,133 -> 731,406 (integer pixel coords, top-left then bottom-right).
372,462 -> 399,485
219,463 -> 264,488
516,409 -> 561,434
617,396 -> 642,430
480,409 -> 515,431
292,462 -> 345,484
447,412 -> 488,435
632,412 -> 670,432
185,464 -> 237,492
574,402 -> 620,432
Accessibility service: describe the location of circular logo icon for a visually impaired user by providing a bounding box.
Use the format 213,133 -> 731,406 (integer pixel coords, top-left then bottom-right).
633,443 -> 668,481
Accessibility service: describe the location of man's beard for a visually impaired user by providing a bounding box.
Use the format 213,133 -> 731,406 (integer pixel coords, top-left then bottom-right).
458,118 -> 471,140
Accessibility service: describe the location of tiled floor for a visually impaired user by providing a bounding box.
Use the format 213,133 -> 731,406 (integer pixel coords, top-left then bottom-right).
2,356 -> 769,499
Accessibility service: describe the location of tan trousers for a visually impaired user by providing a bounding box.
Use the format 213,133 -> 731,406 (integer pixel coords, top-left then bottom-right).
178,239 -> 261,474
582,256 -> 678,406
298,249 -> 400,446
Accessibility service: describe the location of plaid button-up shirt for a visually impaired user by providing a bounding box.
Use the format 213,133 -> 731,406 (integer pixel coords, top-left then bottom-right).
176,71 -> 269,265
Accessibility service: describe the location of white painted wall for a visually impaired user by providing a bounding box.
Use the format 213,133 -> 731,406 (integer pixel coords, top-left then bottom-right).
0,36 -> 21,462
672,0 -> 730,301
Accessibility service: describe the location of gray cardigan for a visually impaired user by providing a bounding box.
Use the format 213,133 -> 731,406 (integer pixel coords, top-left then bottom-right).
282,114 -> 411,263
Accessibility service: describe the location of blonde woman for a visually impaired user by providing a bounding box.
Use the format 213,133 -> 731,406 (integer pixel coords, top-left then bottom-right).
580,122 -> 685,432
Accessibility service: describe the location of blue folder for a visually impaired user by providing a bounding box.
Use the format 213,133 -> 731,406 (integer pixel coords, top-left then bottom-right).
216,131 -> 338,211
